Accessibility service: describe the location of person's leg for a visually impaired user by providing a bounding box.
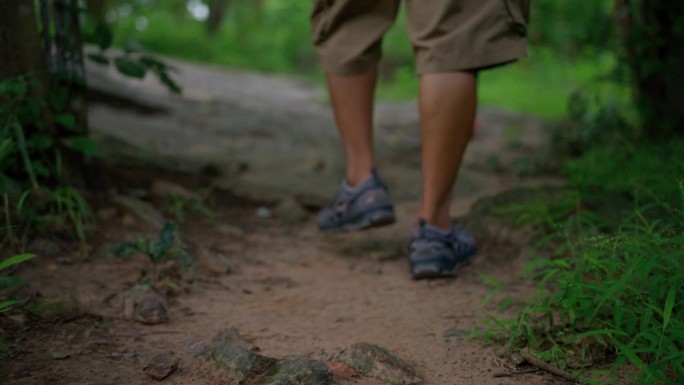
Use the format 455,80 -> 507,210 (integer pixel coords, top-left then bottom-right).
418,71 -> 477,230
326,71 -> 377,186
318,69 -> 396,232
312,0 -> 400,232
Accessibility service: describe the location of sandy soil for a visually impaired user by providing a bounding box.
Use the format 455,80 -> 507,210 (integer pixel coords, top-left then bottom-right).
0,61 -> 567,385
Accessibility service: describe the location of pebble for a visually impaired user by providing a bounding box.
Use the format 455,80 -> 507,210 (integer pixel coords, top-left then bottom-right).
143,352 -> 179,380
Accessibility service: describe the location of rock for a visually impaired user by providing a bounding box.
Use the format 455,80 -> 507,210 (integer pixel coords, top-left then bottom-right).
201,345 -> 276,382
50,349 -> 74,360
151,180 -> 201,201
216,224 -> 246,238
113,194 -> 166,228
6,314 -> 26,328
256,207 -> 272,219
25,295 -> 81,322
124,285 -> 169,324
211,327 -> 259,352
134,292 -> 170,325
263,356 -> 333,385
335,343 -> 423,385
272,197 -> 308,224
197,250 -> 236,275
144,352 -> 179,380
200,328 -> 276,383
96,207 -> 119,221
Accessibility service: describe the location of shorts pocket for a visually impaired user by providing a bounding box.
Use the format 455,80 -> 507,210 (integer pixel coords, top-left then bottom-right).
503,0 -> 530,36
311,0 -> 333,44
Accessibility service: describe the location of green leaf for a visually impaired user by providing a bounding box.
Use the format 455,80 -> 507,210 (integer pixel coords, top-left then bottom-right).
498,296 -> 514,312
158,221 -> 178,249
67,136 -> 101,157
56,114 -> 78,132
114,57 -> 146,79
31,160 -> 50,178
157,71 -> 182,94
0,300 -> 19,312
0,139 -> 14,162
0,253 -> 36,271
138,55 -> 167,71
87,53 -> 109,65
94,23 -> 113,50
611,338 -> 658,379
662,286 -> 675,333
478,272 -> 501,288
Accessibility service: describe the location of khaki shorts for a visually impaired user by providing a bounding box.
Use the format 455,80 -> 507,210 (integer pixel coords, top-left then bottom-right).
311,0 -> 530,75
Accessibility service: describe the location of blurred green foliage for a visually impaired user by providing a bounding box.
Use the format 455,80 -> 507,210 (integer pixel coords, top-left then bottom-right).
101,0 -> 625,119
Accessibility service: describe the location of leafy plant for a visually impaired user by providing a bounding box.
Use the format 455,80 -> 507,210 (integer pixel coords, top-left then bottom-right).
111,221 -> 195,295
0,253 -> 36,351
164,189 -> 216,222
112,221 -> 192,265
0,76 -> 95,246
477,141 -> 684,385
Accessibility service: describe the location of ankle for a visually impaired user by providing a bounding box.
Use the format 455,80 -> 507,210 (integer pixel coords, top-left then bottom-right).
345,168 -> 374,187
416,212 -> 451,230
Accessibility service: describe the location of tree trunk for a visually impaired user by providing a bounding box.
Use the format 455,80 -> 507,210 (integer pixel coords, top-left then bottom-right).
1,0 -> 87,186
207,0 -> 229,35
618,0 -> 684,139
0,1 -> 49,82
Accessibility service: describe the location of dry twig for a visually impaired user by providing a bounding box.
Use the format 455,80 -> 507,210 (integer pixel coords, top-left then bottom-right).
519,351 -> 578,382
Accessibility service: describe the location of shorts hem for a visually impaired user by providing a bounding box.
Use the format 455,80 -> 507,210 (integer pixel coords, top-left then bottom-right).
318,53 -> 380,76
416,39 -> 528,74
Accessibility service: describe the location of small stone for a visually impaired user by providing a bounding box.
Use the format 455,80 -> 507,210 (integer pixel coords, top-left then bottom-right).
263,356 -> 333,385
199,328 -> 277,383
151,180 -> 201,201
256,207 -> 271,219
216,224 -> 245,238
272,197 -> 308,224
25,295 -> 81,322
113,195 -> 165,228
335,343 -> 423,385
197,250 -> 236,275
50,349 -> 73,359
134,292 -> 169,325
97,207 -> 118,221
6,314 -> 26,327
144,352 -> 179,380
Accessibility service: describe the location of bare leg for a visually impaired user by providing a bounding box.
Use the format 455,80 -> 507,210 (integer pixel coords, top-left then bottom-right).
418,71 -> 477,230
326,71 -> 377,186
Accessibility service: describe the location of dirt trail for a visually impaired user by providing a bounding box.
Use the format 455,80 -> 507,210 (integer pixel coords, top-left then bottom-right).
1,59 -> 563,385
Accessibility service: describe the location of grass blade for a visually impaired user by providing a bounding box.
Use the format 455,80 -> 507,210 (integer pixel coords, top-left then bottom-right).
662,286 -> 675,333
0,253 -> 36,271
11,118 -> 39,190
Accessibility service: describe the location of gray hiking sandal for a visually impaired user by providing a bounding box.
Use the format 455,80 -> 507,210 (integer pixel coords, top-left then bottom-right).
409,219 -> 477,279
318,170 -> 396,232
